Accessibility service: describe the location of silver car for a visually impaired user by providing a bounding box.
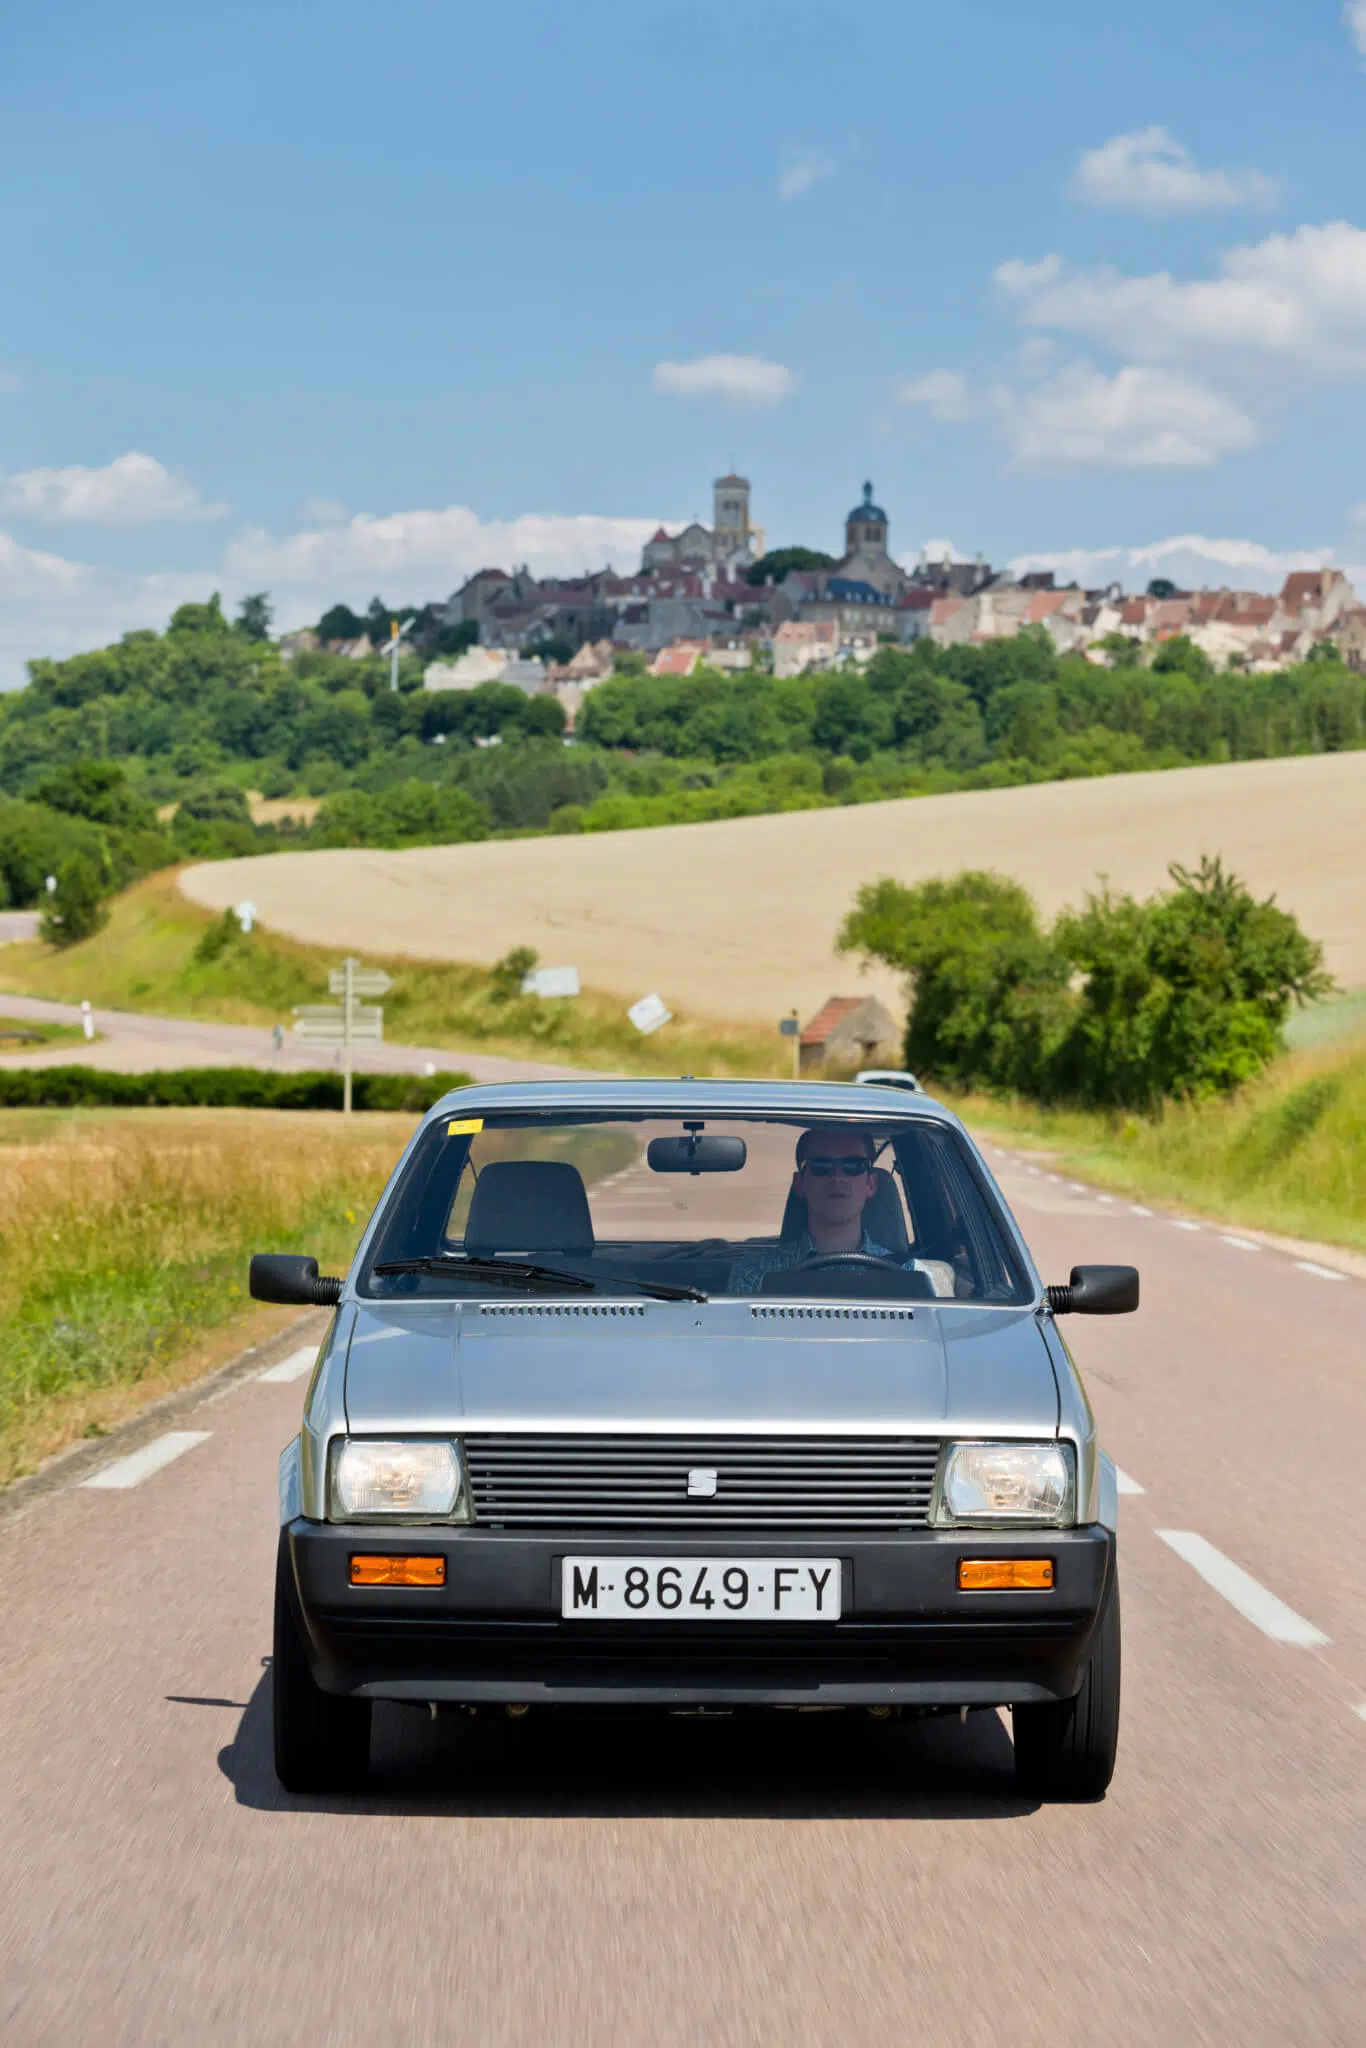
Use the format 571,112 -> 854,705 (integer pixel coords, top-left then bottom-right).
254,1080 -> 1137,1801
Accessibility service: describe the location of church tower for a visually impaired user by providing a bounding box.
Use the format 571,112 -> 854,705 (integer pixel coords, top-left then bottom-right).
845,480 -> 889,558
713,473 -> 752,560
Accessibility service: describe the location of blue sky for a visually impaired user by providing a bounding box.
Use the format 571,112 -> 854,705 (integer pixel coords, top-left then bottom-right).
3,0 -> 1366,681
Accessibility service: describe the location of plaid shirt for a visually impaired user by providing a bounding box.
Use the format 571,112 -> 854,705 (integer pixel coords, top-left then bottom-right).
728,1227 -> 902,1297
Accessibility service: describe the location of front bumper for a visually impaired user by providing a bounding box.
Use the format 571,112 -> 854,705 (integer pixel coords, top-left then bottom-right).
283,1520 -> 1116,1708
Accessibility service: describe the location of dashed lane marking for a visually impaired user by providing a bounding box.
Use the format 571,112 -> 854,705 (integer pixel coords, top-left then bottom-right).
1355,1705 -> 1366,1725
1067,1182 -> 1087,1193
257,1347 -> 317,1384
1130,1204 -> 1153,1217
1157,1530 -> 1329,1648
1097,1194 -> 1115,1205
81,1432 -> 212,1491
1295,1260 -> 1348,1282
1172,1220 -> 1201,1232
1114,1468 -> 1146,1495
1220,1235 -> 1260,1252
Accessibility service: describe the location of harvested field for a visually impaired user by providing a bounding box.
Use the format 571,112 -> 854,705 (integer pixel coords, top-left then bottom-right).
181,753 -> 1366,1023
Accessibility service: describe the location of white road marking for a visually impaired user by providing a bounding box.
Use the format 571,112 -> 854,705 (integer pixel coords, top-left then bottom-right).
257,1347 -> 317,1384
1097,1194 -> 1115,1205
81,1432 -> 212,1490
1156,1531 -> 1329,1647
1355,1704 -> 1366,1725
1295,1260 -> 1347,1283
1114,1468 -> 1146,1495
1220,1235 -> 1259,1252
1130,1204 -> 1153,1217
1172,1220 -> 1201,1233
1067,1182 -> 1087,1193
1046,1173 -> 1061,1184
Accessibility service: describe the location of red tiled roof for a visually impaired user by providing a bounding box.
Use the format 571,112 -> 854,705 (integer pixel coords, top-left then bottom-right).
799,996 -> 864,1048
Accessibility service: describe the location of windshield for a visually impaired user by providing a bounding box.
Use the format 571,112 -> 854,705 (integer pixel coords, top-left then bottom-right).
361,1112 -> 1030,1306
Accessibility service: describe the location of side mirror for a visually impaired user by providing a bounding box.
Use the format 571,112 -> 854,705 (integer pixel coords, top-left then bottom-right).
250,1253 -> 343,1307
1046,1265 -> 1139,1316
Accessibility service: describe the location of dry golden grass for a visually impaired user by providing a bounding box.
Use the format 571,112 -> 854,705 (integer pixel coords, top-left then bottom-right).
180,751 -> 1366,1024
0,1108 -> 415,1484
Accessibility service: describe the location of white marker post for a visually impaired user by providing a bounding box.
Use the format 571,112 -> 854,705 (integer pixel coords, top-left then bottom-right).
81,999 -> 94,1042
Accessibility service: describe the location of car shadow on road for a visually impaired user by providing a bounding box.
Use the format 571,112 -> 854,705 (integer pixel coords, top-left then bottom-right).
219,1670 -> 1039,1821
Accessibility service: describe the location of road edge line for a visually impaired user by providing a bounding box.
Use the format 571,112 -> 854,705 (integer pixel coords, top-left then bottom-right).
0,1309 -> 328,1529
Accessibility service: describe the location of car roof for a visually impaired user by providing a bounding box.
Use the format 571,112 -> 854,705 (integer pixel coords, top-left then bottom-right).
424,1075 -> 960,1130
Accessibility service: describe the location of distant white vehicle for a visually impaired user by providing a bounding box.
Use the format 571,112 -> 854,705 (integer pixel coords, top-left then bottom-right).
854,1068 -> 923,1093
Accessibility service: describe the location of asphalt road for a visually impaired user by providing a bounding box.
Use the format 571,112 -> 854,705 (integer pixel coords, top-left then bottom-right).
1,1154 -> 1362,2044
0,990 -> 583,1083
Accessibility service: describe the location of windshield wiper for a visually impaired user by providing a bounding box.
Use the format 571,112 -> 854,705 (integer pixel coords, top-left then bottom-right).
371,1254 -> 707,1304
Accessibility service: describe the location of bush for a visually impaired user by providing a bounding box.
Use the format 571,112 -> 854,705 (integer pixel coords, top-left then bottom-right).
0,1066 -> 472,1110
39,854 -> 108,947
839,857 -> 1330,1111
488,946 -> 538,1002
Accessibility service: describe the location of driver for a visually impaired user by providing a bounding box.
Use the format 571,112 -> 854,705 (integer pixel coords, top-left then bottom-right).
728,1124 -> 953,1296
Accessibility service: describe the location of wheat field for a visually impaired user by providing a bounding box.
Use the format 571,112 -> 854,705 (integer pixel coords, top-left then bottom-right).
182,752 -> 1366,1024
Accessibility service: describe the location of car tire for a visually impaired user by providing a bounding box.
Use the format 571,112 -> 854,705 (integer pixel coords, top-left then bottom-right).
273,1550 -> 372,1795
1012,1575 -> 1120,1802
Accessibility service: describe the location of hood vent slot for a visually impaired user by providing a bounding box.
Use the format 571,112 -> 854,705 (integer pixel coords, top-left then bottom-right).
749,1304 -> 916,1323
479,1301 -> 648,1319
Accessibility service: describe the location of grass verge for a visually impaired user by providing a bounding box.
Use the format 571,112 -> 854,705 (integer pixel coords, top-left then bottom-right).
0,1106 -> 414,1486
0,869 -> 779,1077
0,1014 -> 92,1048
939,1032 -> 1366,1253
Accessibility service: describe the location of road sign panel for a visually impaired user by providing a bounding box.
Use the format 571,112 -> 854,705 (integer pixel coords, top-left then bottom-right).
328,967 -> 392,998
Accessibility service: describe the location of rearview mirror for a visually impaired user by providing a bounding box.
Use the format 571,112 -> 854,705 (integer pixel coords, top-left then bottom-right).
250,1253 -> 343,1306
1045,1264 -> 1139,1316
646,1134 -> 748,1175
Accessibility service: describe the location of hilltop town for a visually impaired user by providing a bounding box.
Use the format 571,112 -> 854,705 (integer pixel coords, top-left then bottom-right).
279,474 -> 1366,722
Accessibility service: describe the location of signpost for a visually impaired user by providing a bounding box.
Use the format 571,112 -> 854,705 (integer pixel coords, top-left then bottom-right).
293,958 -> 393,1113
779,1010 -> 801,1080
628,993 -> 672,1036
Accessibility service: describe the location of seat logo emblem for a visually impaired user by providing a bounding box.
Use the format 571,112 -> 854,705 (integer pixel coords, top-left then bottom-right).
687,1467 -> 718,1499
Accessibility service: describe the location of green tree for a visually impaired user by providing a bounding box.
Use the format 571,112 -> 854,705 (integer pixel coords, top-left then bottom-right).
40,853 -> 108,946
236,592 -> 273,641
316,603 -> 368,644
838,871 -> 1071,1095
746,547 -> 836,586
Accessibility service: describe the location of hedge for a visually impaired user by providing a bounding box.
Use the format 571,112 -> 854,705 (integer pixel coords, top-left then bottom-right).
0,1066 -> 473,1111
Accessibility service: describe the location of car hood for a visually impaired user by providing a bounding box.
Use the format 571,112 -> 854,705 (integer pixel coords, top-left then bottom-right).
343,1298 -> 1059,1436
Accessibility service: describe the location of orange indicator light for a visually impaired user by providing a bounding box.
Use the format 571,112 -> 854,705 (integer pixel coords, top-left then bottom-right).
350,1554 -> 446,1588
958,1558 -> 1053,1591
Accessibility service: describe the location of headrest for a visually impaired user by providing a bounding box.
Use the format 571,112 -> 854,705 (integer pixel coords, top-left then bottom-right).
463,1161 -> 594,1256
780,1167 -> 910,1260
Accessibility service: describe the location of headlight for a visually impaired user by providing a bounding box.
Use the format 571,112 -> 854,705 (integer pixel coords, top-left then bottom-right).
932,1442 -> 1074,1527
328,1439 -> 469,1522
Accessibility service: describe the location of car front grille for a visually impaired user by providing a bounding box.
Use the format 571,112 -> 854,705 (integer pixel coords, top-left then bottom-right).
463,1434 -> 942,1531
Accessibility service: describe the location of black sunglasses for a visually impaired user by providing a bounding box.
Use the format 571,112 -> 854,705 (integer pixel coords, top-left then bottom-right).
801,1155 -> 873,1179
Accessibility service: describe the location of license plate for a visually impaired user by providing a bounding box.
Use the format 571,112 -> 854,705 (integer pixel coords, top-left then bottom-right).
561,1556 -> 841,1620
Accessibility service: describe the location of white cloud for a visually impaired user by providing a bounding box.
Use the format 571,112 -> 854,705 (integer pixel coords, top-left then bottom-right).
1347,3 -> 1366,60
652,354 -> 798,405
1073,127 -> 1275,211
0,502 -> 673,690
894,370 -> 975,421
0,451 -> 227,527
995,361 -> 1258,470
997,223 -> 1366,376
300,497 -> 346,526
778,148 -> 836,201
1009,533 -> 1357,597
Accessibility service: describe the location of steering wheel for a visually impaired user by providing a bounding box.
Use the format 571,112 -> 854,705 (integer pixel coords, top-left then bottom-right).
792,1252 -> 903,1275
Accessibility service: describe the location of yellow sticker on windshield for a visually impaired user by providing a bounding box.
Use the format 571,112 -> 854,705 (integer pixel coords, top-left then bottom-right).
446,1118 -> 483,1135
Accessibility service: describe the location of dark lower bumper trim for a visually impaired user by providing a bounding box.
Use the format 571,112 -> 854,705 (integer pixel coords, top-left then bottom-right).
284,1521 -> 1114,1708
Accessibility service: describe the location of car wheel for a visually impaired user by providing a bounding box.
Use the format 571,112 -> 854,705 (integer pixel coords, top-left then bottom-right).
1012,1575 -> 1120,1802
273,1549 -> 371,1795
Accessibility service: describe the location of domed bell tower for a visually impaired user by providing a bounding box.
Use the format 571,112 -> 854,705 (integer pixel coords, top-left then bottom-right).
845,480 -> 888,557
